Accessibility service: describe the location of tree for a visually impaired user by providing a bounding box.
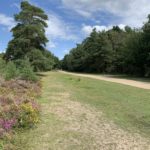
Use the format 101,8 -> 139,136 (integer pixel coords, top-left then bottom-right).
5,1 -> 48,61
124,15 -> 150,77
62,14 -> 150,77
125,26 -> 132,33
142,14 -> 150,76
4,1 -> 59,71
62,28 -> 126,73
123,31 -> 144,75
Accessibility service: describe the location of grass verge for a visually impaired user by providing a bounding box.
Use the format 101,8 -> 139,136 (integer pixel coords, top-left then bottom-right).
12,71 -> 150,149
54,71 -> 150,137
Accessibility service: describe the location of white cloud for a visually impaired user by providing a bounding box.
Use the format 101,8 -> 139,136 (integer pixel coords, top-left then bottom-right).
46,13 -> 78,50
75,9 -> 92,18
82,24 -> 110,36
0,14 -> 15,30
62,0 -> 150,27
118,24 -> 126,30
63,49 -> 69,54
46,13 -> 77,40
82,24 -> 126,36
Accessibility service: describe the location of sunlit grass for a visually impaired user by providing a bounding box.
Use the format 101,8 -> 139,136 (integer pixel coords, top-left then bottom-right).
52,72 -> 150,137
13,71 -> 150,149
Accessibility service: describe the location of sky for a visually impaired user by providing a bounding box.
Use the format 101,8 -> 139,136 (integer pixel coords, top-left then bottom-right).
0,0 -> 150,59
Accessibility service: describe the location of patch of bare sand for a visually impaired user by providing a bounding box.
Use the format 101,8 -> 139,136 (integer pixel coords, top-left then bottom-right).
60,71 -> 150,90
49,92 -> 150,150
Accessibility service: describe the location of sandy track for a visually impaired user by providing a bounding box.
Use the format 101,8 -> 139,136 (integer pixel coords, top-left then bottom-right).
60,71 -> 150,89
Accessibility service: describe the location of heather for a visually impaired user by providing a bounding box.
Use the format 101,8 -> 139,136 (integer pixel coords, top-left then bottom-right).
0,79 -> 41,149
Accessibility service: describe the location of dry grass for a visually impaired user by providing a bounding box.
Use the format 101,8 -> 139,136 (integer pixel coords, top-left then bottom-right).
13,72 -> 150,150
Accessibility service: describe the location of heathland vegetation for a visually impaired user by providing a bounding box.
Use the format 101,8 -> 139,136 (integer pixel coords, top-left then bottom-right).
0,1 -> 150,149
0,1 -> 59,149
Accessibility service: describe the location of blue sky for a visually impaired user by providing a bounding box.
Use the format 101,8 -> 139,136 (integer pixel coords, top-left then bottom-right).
0,0 -> 150,59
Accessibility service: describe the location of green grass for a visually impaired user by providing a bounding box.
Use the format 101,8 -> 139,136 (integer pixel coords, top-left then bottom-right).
13,71 -> 150,149
52,72 -> 150,137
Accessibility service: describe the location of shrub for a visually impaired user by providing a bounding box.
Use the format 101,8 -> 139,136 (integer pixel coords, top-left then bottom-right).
27,49 -> 58,71
0,58 -> 41,148
15,59 -> 38,82
0,58 -> 5,75
4,62 -> 19,80
0,98 -> 40,139
27,49 -> 47,71
0,97 -> 40,131
0,79 -> 41,140
18,102 -> 40,128
20,67 -> 38,82
0,119 -> 16,131
0,58 -> 38,82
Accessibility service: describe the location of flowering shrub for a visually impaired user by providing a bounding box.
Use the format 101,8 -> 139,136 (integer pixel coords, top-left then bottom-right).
0,99 -> 40,130
0,79 -> 41,98
0,79 -> 41,142
19,102 -> 40,128
0,119 -> 16,131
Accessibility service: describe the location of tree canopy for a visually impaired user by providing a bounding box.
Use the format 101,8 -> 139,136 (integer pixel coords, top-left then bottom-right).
62,16 -> 150,77
4,1 -> 59,71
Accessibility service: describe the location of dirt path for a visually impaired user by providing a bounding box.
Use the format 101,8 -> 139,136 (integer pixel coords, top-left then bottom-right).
15,72 -> 150,150
60,71 -> 150,89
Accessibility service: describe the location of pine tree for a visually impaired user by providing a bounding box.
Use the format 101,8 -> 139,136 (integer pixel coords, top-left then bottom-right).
5,1 -> 48,61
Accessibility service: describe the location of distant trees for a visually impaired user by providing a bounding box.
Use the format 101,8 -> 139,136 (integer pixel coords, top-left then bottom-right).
124,15 -> 150,77
4,1 -> 59,71
62,26 -> 129,73
62,16 -> 150,77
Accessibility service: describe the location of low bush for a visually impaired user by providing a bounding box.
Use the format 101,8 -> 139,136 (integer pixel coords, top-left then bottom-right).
0,58 -> 5,75
0,58 -> 38,82
19,101 -> 40,128
0,79 -> 41,149
4,62 -> 19,80
0,57 -> 41,149
15,59 -> 38,82
0,97 -> 40,130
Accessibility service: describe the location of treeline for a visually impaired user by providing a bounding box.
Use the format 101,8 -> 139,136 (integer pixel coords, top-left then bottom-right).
0,1 -> 60,81
62,15 -> 150,77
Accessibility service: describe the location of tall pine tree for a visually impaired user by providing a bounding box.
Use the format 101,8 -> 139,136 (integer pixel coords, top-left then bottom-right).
5,1 -> 48,61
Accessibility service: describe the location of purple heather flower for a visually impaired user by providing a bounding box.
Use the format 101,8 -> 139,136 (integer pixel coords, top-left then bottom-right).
0,118 -> 16,131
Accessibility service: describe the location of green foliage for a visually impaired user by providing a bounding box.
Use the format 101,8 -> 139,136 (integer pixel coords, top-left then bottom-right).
0,58 -> 5,75
43,50 -> 60,70
4,62 -> 19,80
15,59 -> 38,81
27,49 -> 46,71
4,1 -> 48,61
62,16 -> 150,77
123,31 -> 144,75
62,26 -> 128,73
26,49 -> 57,71
4,1 -> 59,71
0,58 -> 38,82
